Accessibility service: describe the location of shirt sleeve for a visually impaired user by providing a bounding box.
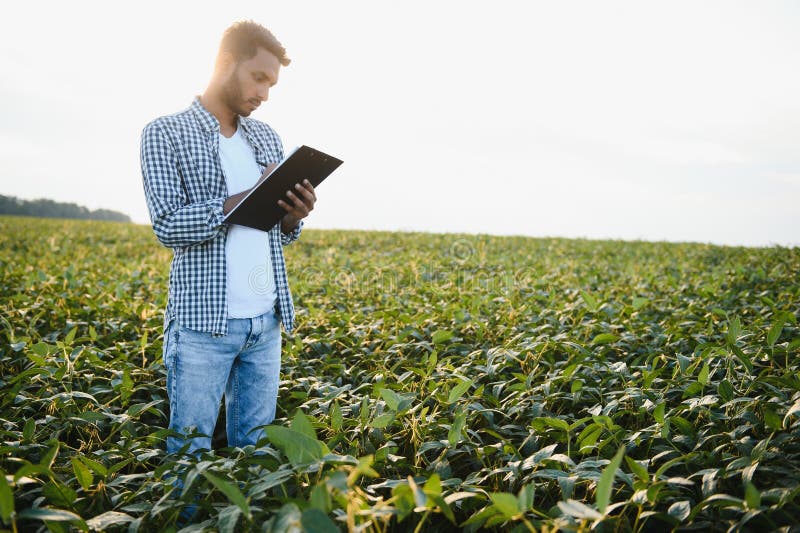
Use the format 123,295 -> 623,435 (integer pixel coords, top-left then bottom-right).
140,121 -> 226,249
281,219 -> 303,246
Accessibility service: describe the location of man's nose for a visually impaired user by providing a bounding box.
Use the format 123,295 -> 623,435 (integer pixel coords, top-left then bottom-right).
258,85 -> 269,102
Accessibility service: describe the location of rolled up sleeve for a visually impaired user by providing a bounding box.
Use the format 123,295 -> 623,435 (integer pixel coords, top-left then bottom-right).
281,219 -> 303,246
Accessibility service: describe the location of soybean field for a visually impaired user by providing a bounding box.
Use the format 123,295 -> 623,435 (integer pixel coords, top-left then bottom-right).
1,215 -> 799,532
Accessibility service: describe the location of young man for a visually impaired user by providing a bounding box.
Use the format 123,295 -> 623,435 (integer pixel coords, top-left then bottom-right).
140,21 -> 316,455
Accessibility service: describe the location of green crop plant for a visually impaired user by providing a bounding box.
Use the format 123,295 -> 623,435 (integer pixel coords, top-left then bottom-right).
0,215 -> 798,532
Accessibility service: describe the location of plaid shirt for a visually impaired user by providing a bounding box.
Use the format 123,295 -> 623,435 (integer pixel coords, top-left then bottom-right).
140,97 -> 303,337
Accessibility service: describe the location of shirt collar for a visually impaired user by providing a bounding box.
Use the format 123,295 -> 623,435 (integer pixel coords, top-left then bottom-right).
191,96 -> 257,138
190,96 -> 220,132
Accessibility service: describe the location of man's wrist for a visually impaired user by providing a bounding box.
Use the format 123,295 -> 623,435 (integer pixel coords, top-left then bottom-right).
281,215 -> 299,234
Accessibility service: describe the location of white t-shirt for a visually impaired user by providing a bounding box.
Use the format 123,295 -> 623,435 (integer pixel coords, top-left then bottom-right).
218,127 -> 277,318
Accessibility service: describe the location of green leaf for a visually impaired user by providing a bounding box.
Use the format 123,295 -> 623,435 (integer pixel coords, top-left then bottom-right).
489,492 -> 520,519
591,333 -> 617,345
718,379 -> 734,402
702,471 -> 718,498
391,484 -> 415,522
577,424 -> 603,452
85,511 -> 134,530
39,441 -> 60,469
744,482 -> 761,509
22,418 -> 35,442
667,500 -> 690,522
77,456 -> 107,478
290,410 -> 317,440
139,330 -> 148,350
764,408 -> 783,431
731,344 -> 753,373
654,402 -> 666,424
596,445 -> 625,514
632,296 -> 648,310
700,493 -> 745,510
395,393 -> 415,413
625,456 -> 648,483
301,508 -> 338,533
372,412 -> 395,429
120,368 -> 133,404
265,425 -> 329,466
581,290 -> 599,312
330,401 -> 343,431
698,362 -> 710,385
537,417 -> 570,432
448,411 -> 467,446
202,470 -> 252,520
42,481 -> 77,508
517,484 -> 535,511
310,483 -> 331,513
428,493 -> 456,523
217,505 -> 242,533
726,316 -> 742,346
71,458 -> 92,491
784,399 -> 800,427
88,325 -> 97,341
423,473 -> 442,497
447,378 -> 473,404
766,316 -> 785,347
18,508 -> 87,530
427,350 -> 438,373
0,470 -> 14,524
270,502 -> 302,532
65,326 -> 77,345
661,417 -> 671,439
407,476 -> 428,508
380,388 -> 401,411
557,499 -> 602,520
431,330 -> 453,344
350,455 -> 378,481
248,470 -> 294,494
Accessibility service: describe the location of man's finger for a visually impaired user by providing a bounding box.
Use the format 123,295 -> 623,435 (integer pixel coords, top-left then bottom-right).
285,191 -> 310,216
302,180 -> 317,202
293,183 -> 316,205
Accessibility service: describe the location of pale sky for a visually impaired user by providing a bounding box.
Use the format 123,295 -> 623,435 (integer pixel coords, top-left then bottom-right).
1,1 -> 798,247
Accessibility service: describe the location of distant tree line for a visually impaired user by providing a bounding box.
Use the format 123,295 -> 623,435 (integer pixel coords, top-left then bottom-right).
0,195 -> 131,222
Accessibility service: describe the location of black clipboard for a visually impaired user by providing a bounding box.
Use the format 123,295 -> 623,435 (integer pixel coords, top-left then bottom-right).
223,145 -> 343,232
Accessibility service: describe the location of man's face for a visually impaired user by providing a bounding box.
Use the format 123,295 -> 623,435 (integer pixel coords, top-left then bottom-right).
220,47 -> 281,117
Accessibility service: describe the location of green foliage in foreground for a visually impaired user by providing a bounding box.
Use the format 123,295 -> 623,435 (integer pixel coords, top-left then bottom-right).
0,214 -> 799,532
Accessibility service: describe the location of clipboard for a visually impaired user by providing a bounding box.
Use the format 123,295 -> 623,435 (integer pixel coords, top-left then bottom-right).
223,145 -> 343,232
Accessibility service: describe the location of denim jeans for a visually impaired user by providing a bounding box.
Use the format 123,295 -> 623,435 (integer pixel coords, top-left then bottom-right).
162,307 -> 282,455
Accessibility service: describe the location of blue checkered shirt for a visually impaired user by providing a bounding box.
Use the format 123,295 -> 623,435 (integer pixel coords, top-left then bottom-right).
140,97 -> 303,337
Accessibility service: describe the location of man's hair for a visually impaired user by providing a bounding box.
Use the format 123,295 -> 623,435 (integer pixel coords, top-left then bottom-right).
217,20 -> 291,68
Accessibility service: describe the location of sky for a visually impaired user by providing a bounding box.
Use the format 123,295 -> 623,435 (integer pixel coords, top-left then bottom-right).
1,1 -> 798,247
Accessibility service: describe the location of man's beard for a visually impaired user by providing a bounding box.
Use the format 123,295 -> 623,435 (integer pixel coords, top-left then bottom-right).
220,71 -> 250,117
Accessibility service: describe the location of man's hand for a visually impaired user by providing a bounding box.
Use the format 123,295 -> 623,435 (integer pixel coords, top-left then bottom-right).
279,179 -> 316,234
223,163 -> 277,216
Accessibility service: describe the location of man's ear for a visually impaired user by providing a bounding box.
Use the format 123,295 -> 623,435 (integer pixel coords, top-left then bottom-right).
215,50 -> 236,77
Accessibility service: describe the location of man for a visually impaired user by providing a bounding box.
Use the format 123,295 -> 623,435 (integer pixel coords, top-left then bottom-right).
140,21 -> 316,456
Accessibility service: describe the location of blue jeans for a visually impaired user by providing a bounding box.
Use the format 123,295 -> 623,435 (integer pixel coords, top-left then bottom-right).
162,308 -> 282,455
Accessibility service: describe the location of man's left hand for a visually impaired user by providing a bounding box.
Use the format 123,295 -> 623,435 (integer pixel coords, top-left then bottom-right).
279,179 -> 316,233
